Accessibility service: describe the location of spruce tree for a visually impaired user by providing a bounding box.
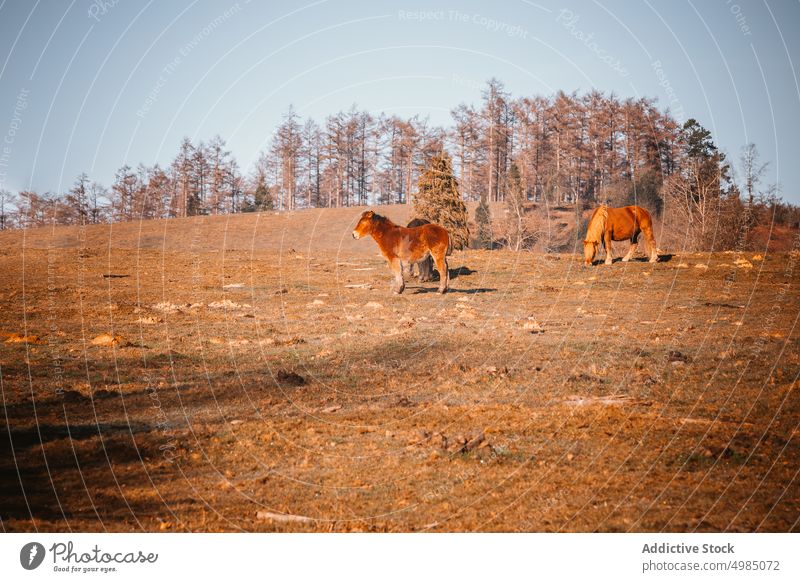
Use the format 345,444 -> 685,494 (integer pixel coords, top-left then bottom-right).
254,180 -> 274,210
413,152 -> 469,250
474,197 -> 492,249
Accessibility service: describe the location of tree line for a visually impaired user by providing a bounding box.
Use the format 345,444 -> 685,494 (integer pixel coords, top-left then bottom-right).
1,79 -> 796,250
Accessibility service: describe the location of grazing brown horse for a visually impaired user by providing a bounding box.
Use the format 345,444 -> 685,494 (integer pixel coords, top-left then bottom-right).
406,218 -> 435,282
584,205 -> 658,266
352,210 -> 450,294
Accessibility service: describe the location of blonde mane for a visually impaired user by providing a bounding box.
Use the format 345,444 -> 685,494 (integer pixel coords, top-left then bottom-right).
584,205 -> 608,243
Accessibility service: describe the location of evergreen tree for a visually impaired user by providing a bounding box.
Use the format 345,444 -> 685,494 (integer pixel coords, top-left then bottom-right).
682,118 -> 717,159
414,151 -> 469,250
623,168 -> 663,215
474,196 -> 492,249
254,178 -> 274,211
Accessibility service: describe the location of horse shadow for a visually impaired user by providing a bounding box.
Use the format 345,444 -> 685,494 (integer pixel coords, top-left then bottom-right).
413,264 -> 476,282
449,265 -> 477,279
590,253 -> 673,266
411,287 -> 496,295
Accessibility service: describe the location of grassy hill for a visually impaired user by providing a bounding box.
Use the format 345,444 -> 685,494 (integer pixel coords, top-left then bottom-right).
0,202 -> 589,254
1,205 -> 797,533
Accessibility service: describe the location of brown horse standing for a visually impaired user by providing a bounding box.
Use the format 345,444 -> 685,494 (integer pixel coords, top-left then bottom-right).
406,218 -> 435,282
352,211 -> 450,294
584,205 -> 658,266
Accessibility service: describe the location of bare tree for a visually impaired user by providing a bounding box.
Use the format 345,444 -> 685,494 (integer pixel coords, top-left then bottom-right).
111,166 -> 139,221
17,190 -> 57,227
63,173 -> 90,225
207,135 -> 232,214
661,119 -> 730,249
481,79 -> 512,202
738,143 -> 769,207
450,104 -> 483,201
0,188 -> 16,229
87,181 -> 108,223
170,138 -> 195,217
272,107 -> 302,210
301,119 -> 323,207
499,163 -> 539,250
190,141 -> 210,215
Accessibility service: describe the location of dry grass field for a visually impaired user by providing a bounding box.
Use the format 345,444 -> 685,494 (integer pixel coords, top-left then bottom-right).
1,205 -> 798,532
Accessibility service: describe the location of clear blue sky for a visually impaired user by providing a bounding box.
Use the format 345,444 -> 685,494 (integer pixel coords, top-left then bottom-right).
1,0 -> 798,202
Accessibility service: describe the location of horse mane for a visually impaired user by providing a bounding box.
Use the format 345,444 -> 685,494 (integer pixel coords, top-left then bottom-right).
370,213 -> 396,227
584,205 -> 608,243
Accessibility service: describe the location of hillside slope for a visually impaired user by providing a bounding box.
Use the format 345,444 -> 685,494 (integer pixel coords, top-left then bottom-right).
0,202 -> 590,255
1,205 -> 797,533
0,205 -> 412,255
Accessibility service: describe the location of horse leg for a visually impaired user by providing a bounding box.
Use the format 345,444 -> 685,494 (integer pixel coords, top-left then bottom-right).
623,233 -> 639,262
420,255 -> 433,282
647,232 -> 658,263
389,258 -> 405,294
639,216 -> 658,263
603,232 -> 614,265
433,251 -> 448,293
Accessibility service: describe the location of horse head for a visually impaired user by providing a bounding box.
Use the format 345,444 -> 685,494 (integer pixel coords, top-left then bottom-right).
352,210 -> 376,239
583,239 -> 599,266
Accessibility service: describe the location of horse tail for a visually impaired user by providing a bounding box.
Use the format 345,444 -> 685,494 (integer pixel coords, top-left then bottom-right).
642,210 -> 658,260
636,206 -> 658,261
585,205 -> 608,243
